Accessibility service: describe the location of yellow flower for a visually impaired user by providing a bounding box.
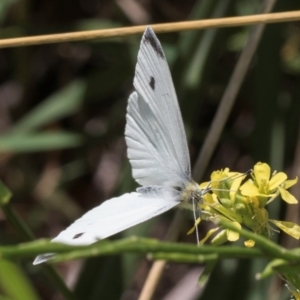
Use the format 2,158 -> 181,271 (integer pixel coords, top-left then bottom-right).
240,162 -> 298,204
191,162 -> 300,246
202,168 -> 246,203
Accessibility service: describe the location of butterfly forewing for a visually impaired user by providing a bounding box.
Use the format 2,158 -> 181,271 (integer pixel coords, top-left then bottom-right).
126,27 -> 191,187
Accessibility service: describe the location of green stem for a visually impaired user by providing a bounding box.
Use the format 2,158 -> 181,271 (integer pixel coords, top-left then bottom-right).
219,220 -> 298,260
0,236 -> 263,261
150,252 -> 219,263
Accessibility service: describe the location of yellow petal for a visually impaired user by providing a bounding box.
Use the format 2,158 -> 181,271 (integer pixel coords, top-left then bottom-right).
287,283 -> 300,300
254,162 -> 270,185
211,168 -> 230,181
210,171 -> 225,187
227,230 -> 239,241
199,227 -> 219,245
187,218 -> 201,235
202,193 -> 217,205
284,177 -> 298,189
270,220 -> 300,239
230,174 -> 246,202
226,222 -> 241,241
187,227 -> 195,235
244,240 -> 255,247
290,290 -> 300,300
200,181 -> 210,190
278,186 -> 298,204
269,172 -> 287,190
240,180 -> 260,196
209,170 -> 230,194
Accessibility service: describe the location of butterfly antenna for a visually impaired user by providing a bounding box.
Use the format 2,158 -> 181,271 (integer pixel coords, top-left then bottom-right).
227,169 -> 252,182
192,197 -> 200,245
209,169 -> 252,186
208,169 -> 253,194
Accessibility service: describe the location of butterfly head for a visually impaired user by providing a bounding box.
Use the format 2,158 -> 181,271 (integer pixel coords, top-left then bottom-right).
179,180 -> 210,210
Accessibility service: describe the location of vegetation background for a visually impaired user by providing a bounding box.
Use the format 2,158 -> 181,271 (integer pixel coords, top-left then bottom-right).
0,0 -> 300,299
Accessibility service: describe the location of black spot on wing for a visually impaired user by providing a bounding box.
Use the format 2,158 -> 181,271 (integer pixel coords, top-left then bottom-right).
143,27 -> 165,59
149,76 -> 155,90
137,186 -> 163,197
73,232 -> 84,239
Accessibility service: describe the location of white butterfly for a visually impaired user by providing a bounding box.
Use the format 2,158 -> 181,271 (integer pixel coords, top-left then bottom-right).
33,27 -> 208,265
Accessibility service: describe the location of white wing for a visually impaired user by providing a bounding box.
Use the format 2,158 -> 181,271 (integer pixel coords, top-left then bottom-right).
33,191 -> 179,264
125,27 -> 191,186
34,27 -> 190,265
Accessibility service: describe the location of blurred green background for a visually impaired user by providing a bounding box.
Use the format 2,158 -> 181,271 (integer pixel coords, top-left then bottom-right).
1,0 -> 300,299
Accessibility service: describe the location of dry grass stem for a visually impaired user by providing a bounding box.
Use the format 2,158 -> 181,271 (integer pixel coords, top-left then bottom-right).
0,10 -> 299,48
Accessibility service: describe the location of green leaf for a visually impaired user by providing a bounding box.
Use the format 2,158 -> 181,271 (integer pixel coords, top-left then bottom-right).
181,0 -> 230,89
74,256 -> 123,300
0,181 -> 12,205
0,132 -> 84,152
0,294 -> 12,300
0,0 -> 18,24
12,81 -> 86,134
75,19 -> 122,31
0,259 -> 40,300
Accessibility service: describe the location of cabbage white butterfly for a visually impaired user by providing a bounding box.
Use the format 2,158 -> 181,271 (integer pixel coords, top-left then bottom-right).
33,27 -> 208,265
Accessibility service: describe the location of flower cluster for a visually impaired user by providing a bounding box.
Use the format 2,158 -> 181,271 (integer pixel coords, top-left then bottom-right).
192,162 -> 299,247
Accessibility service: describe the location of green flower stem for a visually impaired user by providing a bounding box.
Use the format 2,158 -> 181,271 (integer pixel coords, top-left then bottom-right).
258,259 -> 300,292
149,252 -> 219,263
0,237 -> 263,262
257,259 -> 287,280
219,220 -> 299,260
52,237 -> 263,263
1,203 -> 76,300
